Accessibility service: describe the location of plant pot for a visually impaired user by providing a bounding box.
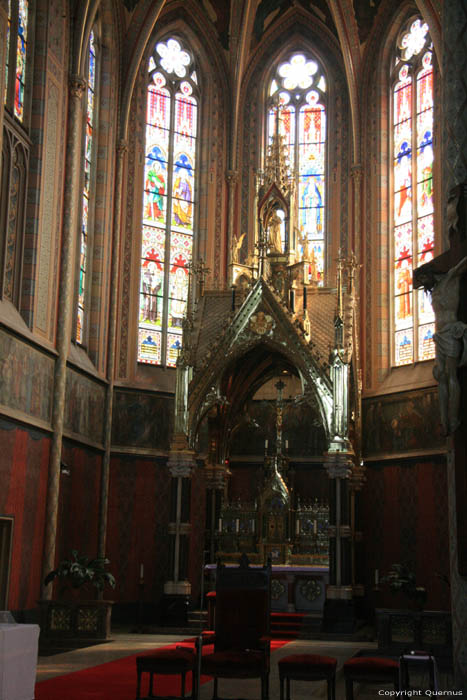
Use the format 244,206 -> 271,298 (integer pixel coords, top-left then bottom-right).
39,599 -> 113,641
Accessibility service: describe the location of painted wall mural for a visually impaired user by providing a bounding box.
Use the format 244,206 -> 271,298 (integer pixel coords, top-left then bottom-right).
0,330 -> 54,423
362,388 -> 445,456
64,369 -> 105,445
111,390 -> 174,450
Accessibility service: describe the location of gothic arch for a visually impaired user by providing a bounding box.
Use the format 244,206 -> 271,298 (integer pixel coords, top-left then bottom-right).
238,20 -> 350,284
360,1 -> 441,391
187,280 -> 334,447
117,12 -> 230,378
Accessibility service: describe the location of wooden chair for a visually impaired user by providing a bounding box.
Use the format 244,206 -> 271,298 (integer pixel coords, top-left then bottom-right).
197,554 -> 271,700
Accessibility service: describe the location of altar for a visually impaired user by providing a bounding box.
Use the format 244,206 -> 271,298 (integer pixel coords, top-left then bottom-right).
205,563 -> 329,613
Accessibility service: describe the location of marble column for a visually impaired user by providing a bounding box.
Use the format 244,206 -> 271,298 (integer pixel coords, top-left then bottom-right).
163,441 -> 196,624
97,140 -> 127,563
350,164 -> 362,258
349,460 -> 366,597
41,76 -> 86,598
204,463 -> 229,563
442,2 -> 467,691
323,452 -> 354,631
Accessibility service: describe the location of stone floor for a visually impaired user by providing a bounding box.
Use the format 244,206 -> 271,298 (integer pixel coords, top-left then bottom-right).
36,631 -> 457,699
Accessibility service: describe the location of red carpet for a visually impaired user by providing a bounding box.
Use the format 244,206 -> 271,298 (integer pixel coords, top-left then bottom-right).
35,638 -> 291,699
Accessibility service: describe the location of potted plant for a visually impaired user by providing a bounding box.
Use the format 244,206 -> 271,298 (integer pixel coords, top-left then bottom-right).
40,551 -> 116,642
44,550 -> 116,595
374,563 -> 449,654
380,562 -> 427,609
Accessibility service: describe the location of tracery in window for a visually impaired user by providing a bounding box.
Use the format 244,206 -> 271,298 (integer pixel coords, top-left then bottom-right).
392,18 -> 435,366
138,38 -> 198,367
76,30 -> 97,345
4,0 -> 28,121
267,53 -> 326,282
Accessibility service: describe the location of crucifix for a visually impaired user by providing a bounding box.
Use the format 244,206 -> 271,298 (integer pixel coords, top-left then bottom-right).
413,182 -> 467,575
190,257 -> 210,299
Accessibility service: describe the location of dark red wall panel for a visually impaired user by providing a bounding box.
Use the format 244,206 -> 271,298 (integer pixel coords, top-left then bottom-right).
107,456 -> 171,604
0,420 -> 50,611
56,442 -> 103,568
360,458 -> 450,611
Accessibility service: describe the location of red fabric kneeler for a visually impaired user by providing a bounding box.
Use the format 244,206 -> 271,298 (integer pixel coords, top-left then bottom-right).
343,656 -> 399,700
278,653 -> 337,700
344,656 -> 399,675
279,654 -> 337,670
136,648 -> 196,699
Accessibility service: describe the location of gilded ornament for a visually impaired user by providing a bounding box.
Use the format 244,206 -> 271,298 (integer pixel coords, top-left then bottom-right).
249,311 -> 275,336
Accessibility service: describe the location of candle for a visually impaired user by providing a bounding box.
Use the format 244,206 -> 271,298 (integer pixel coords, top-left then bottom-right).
285,439 -> 288,450
296,520 -> 300,535
236,518 -> 240,533
313,519 -> 318,535
265,439 -> 268,449
218,518 -> 222,532
375,569 -> 379,586
140,563 -> 144,579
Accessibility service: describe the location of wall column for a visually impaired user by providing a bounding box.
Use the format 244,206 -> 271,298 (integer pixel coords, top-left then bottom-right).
442,2 -> 467,691
0,0 -> 7,157
41,76 -> 85,599
97,139 -> 128,563
227,169 -> 238,282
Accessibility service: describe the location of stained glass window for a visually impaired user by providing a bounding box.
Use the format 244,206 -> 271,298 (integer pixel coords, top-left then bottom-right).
392,19 -> 435,365
4,0 -> 28,121
76,30 -> 97,345
268,53 -> 326,283
138,38 -> 198,367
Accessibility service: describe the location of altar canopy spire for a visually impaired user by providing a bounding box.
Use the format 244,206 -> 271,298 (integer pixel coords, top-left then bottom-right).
263,101 -> 292,198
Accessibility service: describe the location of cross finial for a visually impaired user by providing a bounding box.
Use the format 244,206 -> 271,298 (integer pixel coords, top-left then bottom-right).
190,257 -> 210,298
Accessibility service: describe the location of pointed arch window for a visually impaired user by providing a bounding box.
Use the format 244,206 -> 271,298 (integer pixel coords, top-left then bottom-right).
4,0 -> 28,121
1,1 -> 30,312
76,29 -> 98,345
267,53 -> 327,282
138,37 -> 198,367
392,18 -> 435,366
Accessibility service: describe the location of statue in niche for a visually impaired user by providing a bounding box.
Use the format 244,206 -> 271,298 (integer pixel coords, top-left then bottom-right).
309,249 -> 318,282
267,210 -> 283,254
419,256 -> 467,435
233,232 -> 246,263
299,229 -> 311,260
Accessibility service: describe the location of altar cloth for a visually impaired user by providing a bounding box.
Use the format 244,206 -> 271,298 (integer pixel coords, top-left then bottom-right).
0,623 -> 40,700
